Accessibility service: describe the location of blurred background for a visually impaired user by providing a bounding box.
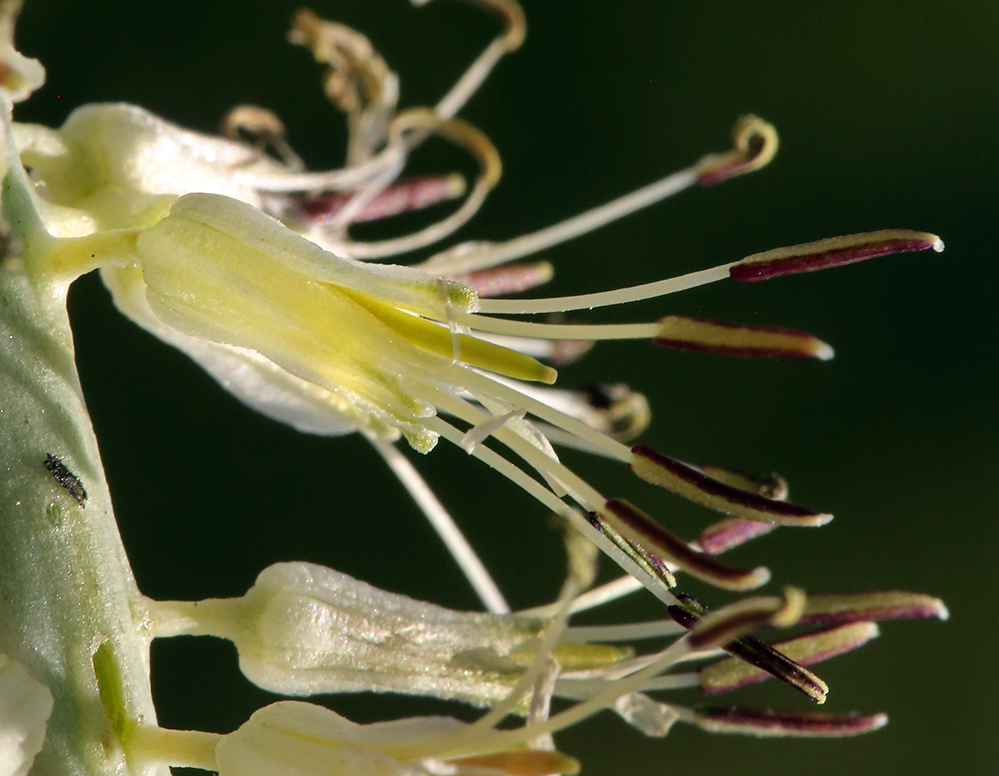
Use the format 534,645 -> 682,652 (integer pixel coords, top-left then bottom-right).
15,1 -> 998,774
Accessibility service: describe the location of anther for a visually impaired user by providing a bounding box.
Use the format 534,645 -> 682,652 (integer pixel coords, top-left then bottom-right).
599,500 -> 770,591
799,591 -> 950,625
695,707 -> 888,738
683,587 -> 805,649
220,105 -> 304,171
695,115 -> 779,186
655,315 -> 834,360
699,621 -> 880,694
630,446 -> 831,526
297,174 -> 466,225
454,261 -> 554,298
731,230 -> 944,282
667,591 -> 829,703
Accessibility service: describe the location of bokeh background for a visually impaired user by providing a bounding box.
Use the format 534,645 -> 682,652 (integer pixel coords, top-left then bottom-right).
15,1 -> 998,774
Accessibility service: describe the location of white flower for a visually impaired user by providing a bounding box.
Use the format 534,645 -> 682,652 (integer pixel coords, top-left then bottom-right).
0,654 -> 53,776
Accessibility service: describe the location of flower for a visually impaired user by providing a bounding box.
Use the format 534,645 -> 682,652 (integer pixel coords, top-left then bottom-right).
2,64 -> 943,609
0,654 -> 53,776
123,583 -> 943,774
0,2 -> 950,772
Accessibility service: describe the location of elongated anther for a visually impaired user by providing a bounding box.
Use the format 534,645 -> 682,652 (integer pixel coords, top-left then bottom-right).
683,587 -> 805,648
587,512 -> 677,591
666,591 -> 827,702
731,229 -> 945,282
695,115 -> 779,186
655,315 -> 834,360
454,261 -> 555,297
799,591 -> 950,625
696,707 -> 888,738
449,751 -> 580,776
699,518 -> 777,555
630,446 -> 832,526
599,500 -> 770,591
297,175 -> 467,224
700,621 -> 880,694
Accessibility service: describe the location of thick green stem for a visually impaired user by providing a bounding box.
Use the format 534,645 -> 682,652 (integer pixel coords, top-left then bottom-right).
0,264 -> 165,776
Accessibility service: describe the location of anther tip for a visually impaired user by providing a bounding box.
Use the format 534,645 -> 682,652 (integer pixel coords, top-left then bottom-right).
932,236 -> 945,253
812,512 -> 834,527
814,341 -> 835,361
748,566 -> 772,589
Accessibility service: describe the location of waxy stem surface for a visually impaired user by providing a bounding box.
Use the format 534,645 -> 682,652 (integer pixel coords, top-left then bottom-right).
0,264 -> 164,776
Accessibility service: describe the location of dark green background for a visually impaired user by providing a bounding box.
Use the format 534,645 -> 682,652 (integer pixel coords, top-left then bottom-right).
15,2 -> 998,774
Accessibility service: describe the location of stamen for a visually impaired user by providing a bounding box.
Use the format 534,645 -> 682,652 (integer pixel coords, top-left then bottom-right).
296,174 -> 466,224
693,468 -> 788,552
448,750 -> 580,776
681,587 -> 805,648
473,262 -> 730,315
630,445 -> 832,527
421,167 -> 700,275
455,368 -> 633,461
289,9 -> 399,168
667,593 -> 829,703
219,105 -> 305,171
698,518 -> 777,555
332,109 -> 502,259
599,500 -> 770,591
420,0 -> 527,119
454,310 -> 663,341
799,591 -> 950,625
694,707 -> 888,738
699,622 -> 880,694
513,383 -> 649,452
422,638 -> 696,762
655,315 -> 834,360
587,512 -> 677,591
454,261 -> 555,297
421,416 -> 678,607
730,229 -> 945,282
461,408 -> 527,452
697,467 -> 789,501
516,574 -> 643,618
370,437 -> 510,614
694,115 -> 779,186
563,620 -> 685,644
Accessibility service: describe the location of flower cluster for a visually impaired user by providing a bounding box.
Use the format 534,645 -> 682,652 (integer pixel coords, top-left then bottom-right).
0,0 -> 947,775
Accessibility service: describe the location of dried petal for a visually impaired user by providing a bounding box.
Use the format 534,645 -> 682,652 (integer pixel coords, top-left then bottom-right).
730,230 -> 944,283
655,316 -> 833,360
630,446 -> 831,527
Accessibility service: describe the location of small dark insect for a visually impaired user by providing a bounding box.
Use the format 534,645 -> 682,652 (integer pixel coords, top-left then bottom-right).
43,453 -> 88,507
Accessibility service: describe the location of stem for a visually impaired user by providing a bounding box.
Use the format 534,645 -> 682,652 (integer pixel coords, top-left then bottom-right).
0,267 -> 162,776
